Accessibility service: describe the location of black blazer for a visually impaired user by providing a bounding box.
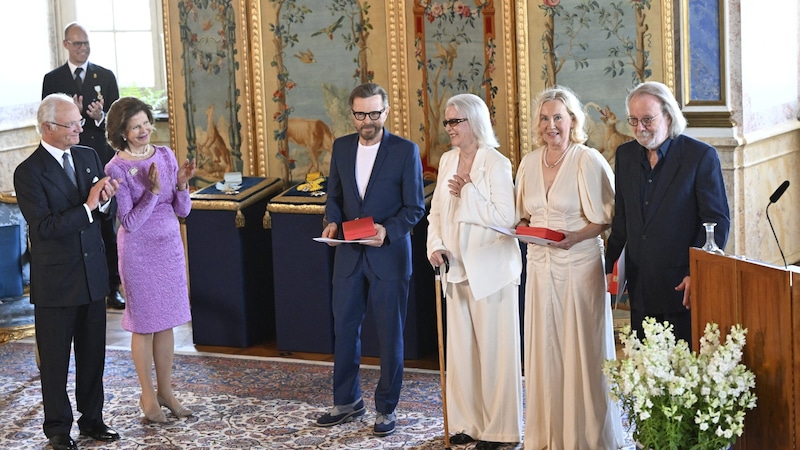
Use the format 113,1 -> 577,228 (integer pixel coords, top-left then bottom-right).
605,134 -> 730,315
42,62 -> 120,165
13,144 -> 111,307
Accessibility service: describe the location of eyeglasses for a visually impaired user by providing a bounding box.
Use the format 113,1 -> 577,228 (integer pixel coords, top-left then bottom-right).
49,118 -> 86,129
66,40 -> 90,48
626,113 -> 661,128
442,118 -> 468,128
351,109 -> 385,121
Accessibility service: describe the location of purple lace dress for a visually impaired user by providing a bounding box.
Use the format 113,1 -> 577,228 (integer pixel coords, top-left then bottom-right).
105,145 -> 192,334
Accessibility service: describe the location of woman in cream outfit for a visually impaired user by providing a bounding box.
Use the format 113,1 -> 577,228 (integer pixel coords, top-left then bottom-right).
427,93 -> 523,450
516,85 -> 623,449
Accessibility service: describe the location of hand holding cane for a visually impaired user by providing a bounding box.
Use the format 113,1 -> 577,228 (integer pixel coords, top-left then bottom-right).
435,255 -> 451,449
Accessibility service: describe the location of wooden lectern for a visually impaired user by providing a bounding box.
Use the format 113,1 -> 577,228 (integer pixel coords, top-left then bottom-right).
690,248 -> 800,449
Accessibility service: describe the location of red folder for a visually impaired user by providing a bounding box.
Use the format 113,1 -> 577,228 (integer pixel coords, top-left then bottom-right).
515,226 -> 565,242
342,216 -> 376,240
608,259 -> 620,294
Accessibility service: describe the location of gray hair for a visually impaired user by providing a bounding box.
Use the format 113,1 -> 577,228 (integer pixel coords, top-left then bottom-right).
37,93 -> 75,135
445,93 -> 499,149
626,81 -> 687,138
531,85 -> 588,146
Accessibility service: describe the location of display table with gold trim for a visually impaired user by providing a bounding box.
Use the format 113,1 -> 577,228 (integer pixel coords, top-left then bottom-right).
266,181 -> 437,359
266,185 -> 334,354
185,177 -> 282,347
0,191 -> 34,344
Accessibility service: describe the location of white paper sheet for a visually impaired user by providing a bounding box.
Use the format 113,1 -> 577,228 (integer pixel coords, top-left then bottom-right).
313,237 -> 371,244
489,225 -> 563,246
613,246 -> 627,309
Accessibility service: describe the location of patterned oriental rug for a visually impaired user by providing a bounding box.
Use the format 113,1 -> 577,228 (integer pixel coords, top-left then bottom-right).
0,342 -> 451,449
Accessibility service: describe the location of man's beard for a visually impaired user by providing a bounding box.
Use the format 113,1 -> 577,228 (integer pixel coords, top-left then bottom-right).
359,124 -> 379,142
635,130 -> 659,150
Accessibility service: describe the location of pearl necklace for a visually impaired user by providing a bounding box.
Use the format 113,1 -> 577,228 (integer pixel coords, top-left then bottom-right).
123,144 -> 151,158
543,145 -> 570,168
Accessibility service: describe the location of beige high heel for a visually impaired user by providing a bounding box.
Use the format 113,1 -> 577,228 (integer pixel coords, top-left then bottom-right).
140,396 -> 167,423
157,393 -> 194,418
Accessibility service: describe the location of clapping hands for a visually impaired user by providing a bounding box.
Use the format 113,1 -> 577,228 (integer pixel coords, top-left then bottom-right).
177,159 -> 196,191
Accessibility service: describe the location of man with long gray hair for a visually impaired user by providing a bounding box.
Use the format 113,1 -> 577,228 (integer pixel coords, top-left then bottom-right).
605,81 -> 730,344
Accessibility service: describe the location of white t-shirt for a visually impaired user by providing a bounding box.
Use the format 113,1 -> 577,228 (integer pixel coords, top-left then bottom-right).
356,141 -> 380,199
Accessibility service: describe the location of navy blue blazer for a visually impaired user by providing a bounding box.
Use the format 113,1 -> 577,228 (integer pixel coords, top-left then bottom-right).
325,129 -> 425,281
605,134 -> 730,315
42,62 -> 120,165
13,144 -> 111,307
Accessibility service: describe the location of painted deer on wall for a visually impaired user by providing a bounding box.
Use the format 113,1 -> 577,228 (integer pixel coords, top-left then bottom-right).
287,117 -> 335,175
596,104 -> 634,165
198,104 -> 231,177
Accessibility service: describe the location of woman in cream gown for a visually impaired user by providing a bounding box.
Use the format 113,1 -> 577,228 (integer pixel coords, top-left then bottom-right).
515,86 -> 623,449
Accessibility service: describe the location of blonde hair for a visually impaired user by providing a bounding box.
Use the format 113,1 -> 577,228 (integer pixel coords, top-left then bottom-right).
531,85 -> 588,146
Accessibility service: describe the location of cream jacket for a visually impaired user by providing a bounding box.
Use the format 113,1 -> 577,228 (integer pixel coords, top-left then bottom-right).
426,145 -> 522,299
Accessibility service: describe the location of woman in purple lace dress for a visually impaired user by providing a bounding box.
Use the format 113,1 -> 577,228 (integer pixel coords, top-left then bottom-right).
105,97 -> 196,423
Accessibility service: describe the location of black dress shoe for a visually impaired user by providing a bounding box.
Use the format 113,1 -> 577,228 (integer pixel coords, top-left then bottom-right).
449,433 -> 475,445
475,441 -> 504,450
48,434 -> 78,450
79,423 -> 120,441
106,290 -> 126,310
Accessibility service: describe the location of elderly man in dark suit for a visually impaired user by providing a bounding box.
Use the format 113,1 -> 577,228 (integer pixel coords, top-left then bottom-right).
14,94 -> 121,450
605,81 -> 730,344
315,83 -> 425,437
42,22 -> 124,310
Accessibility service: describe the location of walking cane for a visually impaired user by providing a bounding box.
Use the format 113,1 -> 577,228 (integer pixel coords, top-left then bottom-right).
435,255 -> 451,449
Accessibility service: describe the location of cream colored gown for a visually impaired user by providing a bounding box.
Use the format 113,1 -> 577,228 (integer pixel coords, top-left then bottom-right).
515,143 -> 623,449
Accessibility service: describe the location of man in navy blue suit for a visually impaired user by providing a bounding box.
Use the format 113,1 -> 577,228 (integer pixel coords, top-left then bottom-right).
15,94 -> 121,450
605,81 -> 730,344
42,22 -> 124,310
315,83 -> 425,436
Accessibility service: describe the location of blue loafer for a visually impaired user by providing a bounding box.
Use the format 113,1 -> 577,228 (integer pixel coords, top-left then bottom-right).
373,412 -> 396,436
315,399 -> 365,427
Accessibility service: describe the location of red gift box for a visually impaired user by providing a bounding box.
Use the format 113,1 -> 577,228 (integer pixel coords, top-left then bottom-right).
515,226 -> 565,242
342,216 -> 376,240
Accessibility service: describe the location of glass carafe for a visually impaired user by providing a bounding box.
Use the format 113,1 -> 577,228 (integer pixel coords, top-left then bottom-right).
701,222 -> 725,255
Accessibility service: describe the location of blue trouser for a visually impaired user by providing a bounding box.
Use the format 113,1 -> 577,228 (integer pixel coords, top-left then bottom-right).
331,254 -> 409,414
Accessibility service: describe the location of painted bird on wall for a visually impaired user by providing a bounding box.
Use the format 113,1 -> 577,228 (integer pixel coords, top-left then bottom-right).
294,49 -> 316,64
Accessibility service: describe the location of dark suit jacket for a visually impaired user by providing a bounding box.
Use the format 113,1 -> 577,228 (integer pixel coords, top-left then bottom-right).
42,62 -> 120,165
13,144 -> 111,307
325,130 -> 425,281
605,134 -> 730,315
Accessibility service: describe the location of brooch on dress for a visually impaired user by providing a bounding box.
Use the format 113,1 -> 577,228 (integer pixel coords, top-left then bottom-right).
129,167 -> 138,176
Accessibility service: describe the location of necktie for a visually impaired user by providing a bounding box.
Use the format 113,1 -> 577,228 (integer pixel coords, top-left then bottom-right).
74,67 -> 83,92
62,152 -> 77,187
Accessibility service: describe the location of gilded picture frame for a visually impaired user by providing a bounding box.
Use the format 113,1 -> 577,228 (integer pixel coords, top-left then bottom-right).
680,0 -> 733,128
516,0 -> 674,166
251,0 -> 398,186
163,0 -> 255,189
406,0 -> 519,179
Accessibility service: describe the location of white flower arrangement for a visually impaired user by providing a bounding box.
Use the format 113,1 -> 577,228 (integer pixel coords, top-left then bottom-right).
604,317 -> 757,450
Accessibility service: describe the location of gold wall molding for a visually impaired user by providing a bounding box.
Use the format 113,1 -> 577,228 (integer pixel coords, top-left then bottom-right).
685,111 -> 735,128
